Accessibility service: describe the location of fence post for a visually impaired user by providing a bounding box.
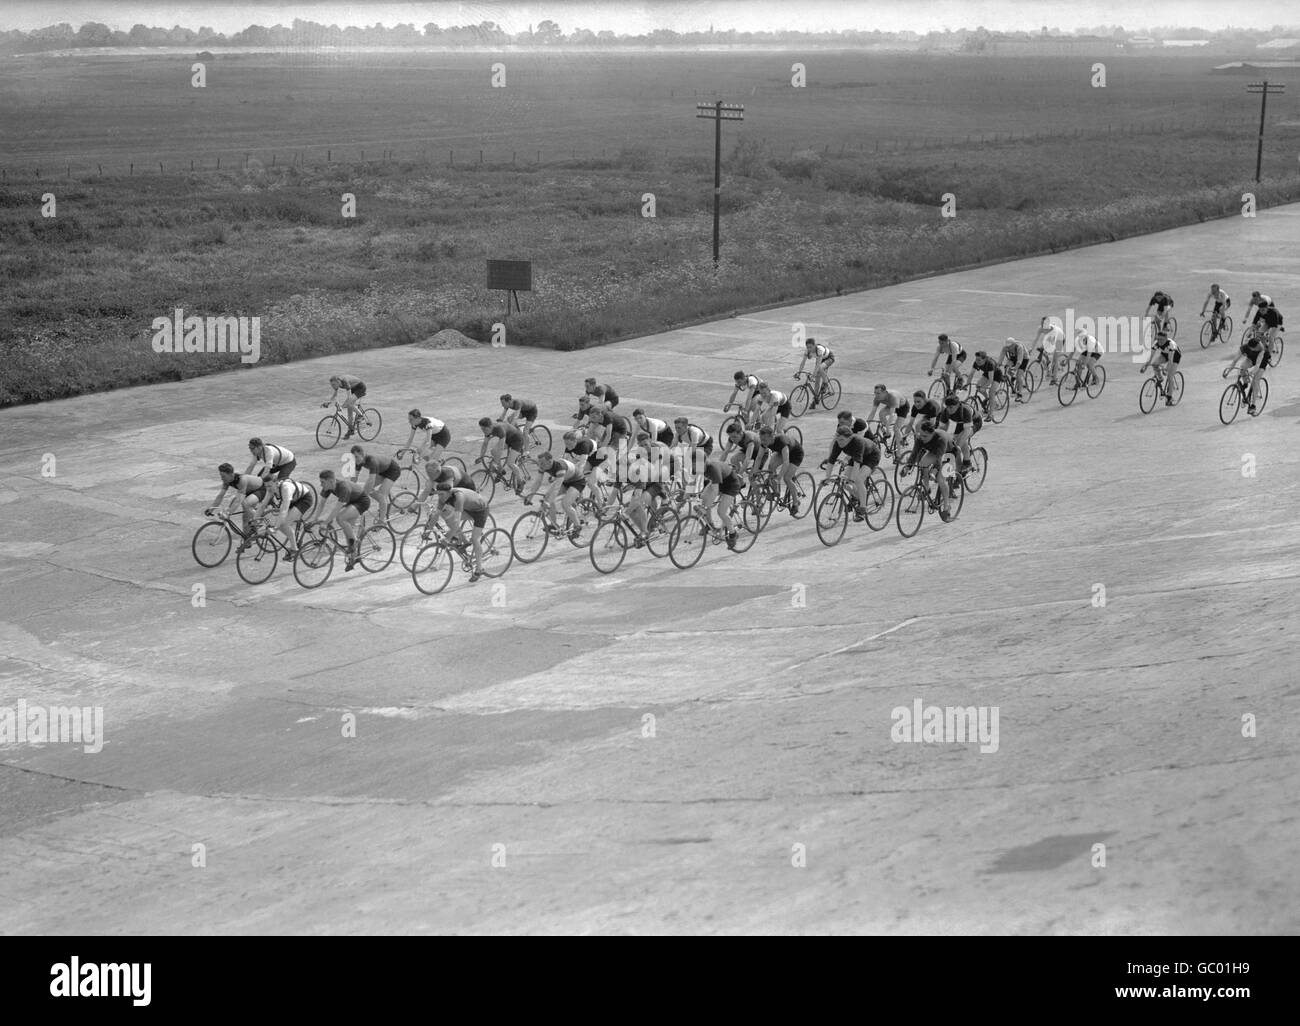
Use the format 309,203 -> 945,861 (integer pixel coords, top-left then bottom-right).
129,163 -> 133,175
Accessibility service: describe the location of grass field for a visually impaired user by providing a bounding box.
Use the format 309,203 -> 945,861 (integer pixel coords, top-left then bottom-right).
3,50 -> 1299,405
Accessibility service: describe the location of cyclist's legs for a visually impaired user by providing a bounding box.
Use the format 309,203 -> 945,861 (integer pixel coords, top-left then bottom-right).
850,463 -> 868,509
343,393 -> 359,432
1249,367 -> 1265,406
336,504 -> 360,547
717,492 -> 737,535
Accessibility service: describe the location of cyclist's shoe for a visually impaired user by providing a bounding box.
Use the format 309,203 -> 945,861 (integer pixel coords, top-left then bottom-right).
632,536 -> 646,549
468,571 -> 483,583
939,504 -> 953,523
853,509 -> 866,522
567,525 -> 582,541
725,531 -> 738,550
1165,397 -> 1174,407
789,501 -> 800,518
342,430 -> 354,440
522,497 -> 533,506
1248,404 -> 1258,416
809,400 -> 820,410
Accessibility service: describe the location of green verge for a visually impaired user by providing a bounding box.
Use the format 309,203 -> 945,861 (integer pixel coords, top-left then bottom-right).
3,129 -> 1299,406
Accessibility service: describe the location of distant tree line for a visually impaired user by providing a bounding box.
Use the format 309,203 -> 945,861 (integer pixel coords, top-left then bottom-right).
2,19 -> 1297,54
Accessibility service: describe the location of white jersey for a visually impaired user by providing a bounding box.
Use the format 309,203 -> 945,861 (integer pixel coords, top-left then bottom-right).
1038,326 -> 1065,353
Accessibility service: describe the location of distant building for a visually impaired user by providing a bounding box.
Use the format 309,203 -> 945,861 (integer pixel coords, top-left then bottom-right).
1258,38 -> 1300,49
1125,36 -> 1157,49
1161,39 -> 1209,48
983,34 -> 1121,55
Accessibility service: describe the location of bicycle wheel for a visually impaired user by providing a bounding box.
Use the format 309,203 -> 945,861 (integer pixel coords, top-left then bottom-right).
480,528 -> 514,578
411,542 -> 454,596
789,384 -> 811,417
1167,372 -> 1184,407
895,422 -> 915,456
590,519 -> 630,574
895,485 -> 925,538
1166,315 -> 1177,337
385,495 -> 420,535
1085,363 -> 1106,399
440,455 -> 467,477
357,407 -> 382,441
815,490 -> 848,547
358,523 -> 396,572
863,471 -> 895,532
470,468 -> 497,503
1253,377 -> 1269,415
822,378 -> 842,409
1200,321 -> 1214,349
568,499 -> 598,547
400,522 -> 438,572
293,534 -> 335,588
395,466 -> 421,494
790,471 -> 815,520
669,515 -> 707,569
719,414 -> 744,440
646,507 -> 679,558
191,521 -> 233,568
731,507 -> 759,553
510,510 -> 550,563
236,535 -> 279,584
1218,381 -> 1241,425
1026,359 -> 1044,391
963,446 -> 988,493
1057,372 -> 1080,407
316,414 -> 343,450
927,378 -> 948,401
786,424 -> 803,448
529,424 -> 552,453
894,454 -> 918,493
1220,314 -> 1232,342
989,383 -> 1010,422
1138,377 -> 1159,415
1271,336 -> 1284,367
737,498 -> 765,545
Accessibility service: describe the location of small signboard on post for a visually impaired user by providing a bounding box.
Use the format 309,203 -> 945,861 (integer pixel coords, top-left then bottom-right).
487,259 -> 532,316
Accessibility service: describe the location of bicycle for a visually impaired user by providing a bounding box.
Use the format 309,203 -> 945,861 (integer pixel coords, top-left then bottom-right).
409,527 -> 514,596
589,497 -> 680,574
927,371 -> 969,402
1143,314 -> 1176,347
291,513 -> 396,589
895,462 -> 964,538
814,462 -> 895,546
789,370 -> 842,416
398,505 -> 499,571
510,493 -> 604,564
748,467 -> 815,523
235,515 -> 311,585
192,508 -> 258,568
1218,367 -> 1269,425
316,400 -> 382,449
1138,365 -> 1184,414
667,493 -> 756,569
392,448 -> 467,501
471,453 -> 533,503
1241,323 -> 1285,368
954,445 -> 988,494
1200,311 -> 1233,349
1057,358 -> 1106,406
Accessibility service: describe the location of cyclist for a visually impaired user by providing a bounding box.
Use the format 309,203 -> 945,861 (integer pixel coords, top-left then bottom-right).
757,425 -> 805,517
867,384 -> 910,452
723,422 -> 764,478
909,419 -> 954,521
794,337 -> 835,409
1247,291 -> 1273,328
623,432 -> 676,547
1144,290 -> 1174,338
927,333 -> 966,395
821,423 -> 879,521
755,381 -> 793,433
583,378 -> 620,410
1224,329 -> 1271,416
313,468 -> 370,572
414,459 -> 475,518
725,370 -> 763,422
476,416 -> 527,494
498,394 -> 540,447
207,463 -> 268,550
323,375 -> 367,439
1075,329 -> 1103,387
938,393 -> 974,470
403,409 -> 452,464
969,350 -> 1002,413
906,388 -> 943,437
431,481 -> 490,583
999,337 -> 1031,401
1031,316 -> 1067,385
350,445 -> 402,525
587,406 -> 635,452
527,451 -> 587,539
1258,300 -> 1285,357
1140,332 -> 1181,406
1199,284 -> 1232,340
252,476 -> 314,558
244,438 -> 296,481
632,408 -> 675,446
700,456 -> 743,549
563,429 -> 614,505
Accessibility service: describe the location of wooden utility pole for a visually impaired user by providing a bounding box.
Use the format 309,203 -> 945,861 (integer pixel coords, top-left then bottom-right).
695,100 -> 745,264
1246,81 -> 1285,184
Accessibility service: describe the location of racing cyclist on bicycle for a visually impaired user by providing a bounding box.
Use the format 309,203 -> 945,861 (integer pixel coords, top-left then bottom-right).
1140,333 -> 1181,406
323,375 -> 367,439
1199,284 -> 1231,340
795,338 -> 835,409
927,333 -> 966,396
1145,291 -> 1174,337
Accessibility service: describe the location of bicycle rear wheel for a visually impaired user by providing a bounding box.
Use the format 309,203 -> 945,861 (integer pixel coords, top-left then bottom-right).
480,528 -> 514,578
470,468 -> 497,503
1168,372 -> 1184,407
395,466 -> 421,494
191,521 -> 233,568
510,510 -> 550,563
1138,377 -> 1158,415
669,515 -> 708,569
358,523 -> 396,572
989,383 -> 1010,421
1218,382 -> 1241,425
236,535 -> 279,585
1085,364 -> 1106,399
790,471 -> 815,520
357,407 -> 382,441
786,425 -> 803,448
1166,315 -> 1177,337
1253,377 -> 1269,415
963,447 -> 988,493
815,491 -> 848,547
646,508 -> 679,558
822,378 -> 842,409
411,542 -> 454,595
293,535 -> 335,588
1271,336 -> 1284,367
316,415 -> 343,450
1221,314 -> 1233,341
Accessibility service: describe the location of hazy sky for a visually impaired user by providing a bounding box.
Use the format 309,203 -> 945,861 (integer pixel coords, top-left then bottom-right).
4,1 -> 1298,34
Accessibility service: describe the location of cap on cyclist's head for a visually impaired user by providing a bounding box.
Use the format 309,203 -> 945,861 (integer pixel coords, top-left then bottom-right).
1251,291 -> 1261,298
248,437 -> 263,450
853,418 -> 868,433
938,334 -> 949,343
584,377 -> 597,386
976,350 -> 987,358
758,425 -> 775,437
218,462 -> 234,476
499,393 -> 512,404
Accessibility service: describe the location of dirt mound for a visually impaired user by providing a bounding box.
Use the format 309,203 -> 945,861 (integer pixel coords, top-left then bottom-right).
414,328 -> 483,349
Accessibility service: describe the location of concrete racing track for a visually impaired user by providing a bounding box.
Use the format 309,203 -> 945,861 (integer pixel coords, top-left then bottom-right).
2,206 -> 1298,934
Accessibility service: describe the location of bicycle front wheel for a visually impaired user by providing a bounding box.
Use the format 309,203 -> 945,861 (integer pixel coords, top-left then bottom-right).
510,510 -> 550,563
964,447 -> 988,493
293,535 -> 335,588
896,485 -> 925,538
1026,360 -> 1044,391
790,471 -> 815,520
357,407 -> 382,441
789,384 -> 811,418
358,523 -> 396,572
1200,321 -> 1214,349
236,535 -> 279,585
316,414 -> 343,449
590,520 -> 630,574
927,378 -> 948,401
411,542 -> 454,595
1057,373 -> 1080,407
1218,381 -> 1241,425
470,468 -> 497,503
1085,363 -> 1106,399
191,521 -> 233,568
646,508 -> 679,558
480,528 -> 514,578
815,490 -> 848,547
669,515 -> 708,569
1138,377 -> 1158,415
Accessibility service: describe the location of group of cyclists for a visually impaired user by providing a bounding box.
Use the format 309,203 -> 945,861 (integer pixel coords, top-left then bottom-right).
199,282 -> 1284,588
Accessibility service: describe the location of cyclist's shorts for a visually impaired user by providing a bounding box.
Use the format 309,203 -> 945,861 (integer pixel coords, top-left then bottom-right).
777,399 -> 792,419
520,402 -> 538,421
894,403 -> 909,418
271,458 -> 296,480
821,352 -> 835,367
346,494 -> 371,514
430,426 -> 452,448
349,383 -> 367,398
380,463 -> 401,482
718,477 -> 743,497
1017,357 -> 1029,371
464,506 -> 488,529
562,476 -> 586,494
786,445 -> 805,466
288,493 -> 313,515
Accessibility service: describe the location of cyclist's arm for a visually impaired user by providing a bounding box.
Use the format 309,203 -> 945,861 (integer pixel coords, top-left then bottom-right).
927,347 -> 941,373
725,387 -> 740,408
794,354 -> 808,376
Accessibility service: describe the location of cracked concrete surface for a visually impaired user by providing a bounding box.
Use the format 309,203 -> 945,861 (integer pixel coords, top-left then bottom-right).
1,207 -> 1298,934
